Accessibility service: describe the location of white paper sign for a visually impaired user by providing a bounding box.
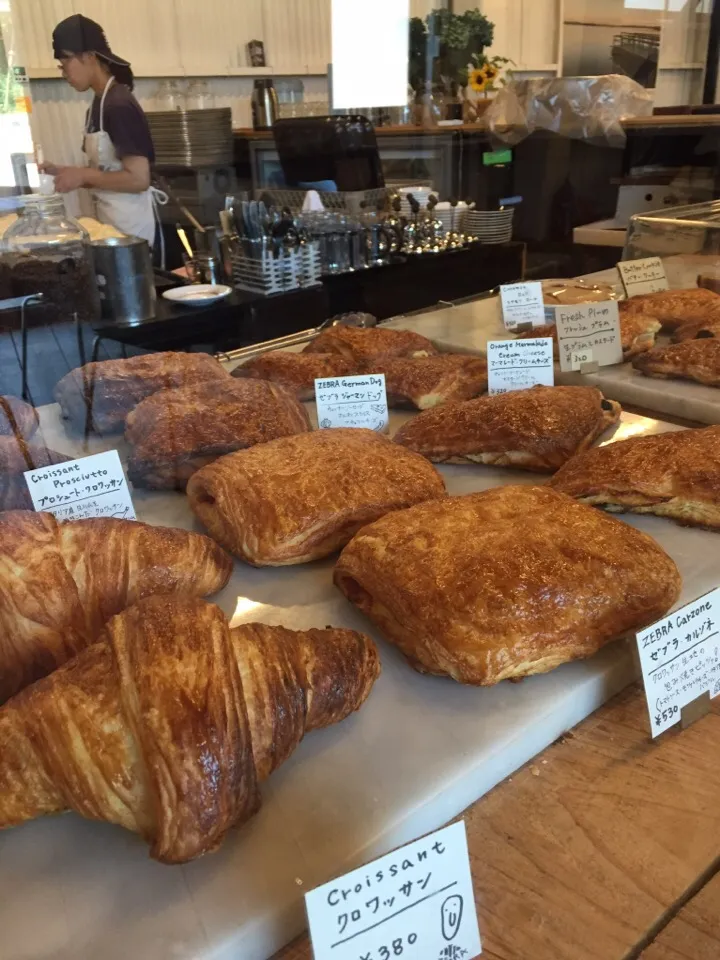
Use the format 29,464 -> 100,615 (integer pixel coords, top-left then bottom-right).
555,301 -> 623,373
315,373 -> 389,432
305,821 -> 482,960
24,450 -> 136,522
499,281 -> 545,330
636,588 -> 720,738
618,257 -> 669,297
487,338 -> 554,395
571,347 -> 593,371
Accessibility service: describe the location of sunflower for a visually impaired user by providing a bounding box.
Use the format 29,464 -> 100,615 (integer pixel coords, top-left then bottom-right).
469,62 -> 500,92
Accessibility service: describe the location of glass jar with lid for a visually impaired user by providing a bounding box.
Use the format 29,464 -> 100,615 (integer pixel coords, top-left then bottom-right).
1,194 -> 100,323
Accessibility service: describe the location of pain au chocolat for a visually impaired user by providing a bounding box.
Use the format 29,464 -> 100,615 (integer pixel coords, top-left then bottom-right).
303,325 -> 437,363
334,485 -> 681,685
393,385 -> 620,472
187,428 -> 446,565
550,425 -> 720,529
126,378 -> 311,490
622,287 -> 720,332
232,350 -> 356,400
364,354 -> 488,409
632,338 -> 720,387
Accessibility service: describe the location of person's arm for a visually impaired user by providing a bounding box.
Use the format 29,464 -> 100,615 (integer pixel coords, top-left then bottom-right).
52,156 -> 151,194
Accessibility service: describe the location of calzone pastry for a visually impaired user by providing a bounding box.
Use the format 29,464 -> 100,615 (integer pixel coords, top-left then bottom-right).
0,395 -> 38,440
550,425 -> 720,528
516,309 -> 660,359
393,385 -> 620,472
632,338 -> 720,387
187,428 -> 446,565
363,355 -> 488,409
334,485 -> 681,685
0,596 -> 379,863
621,287 -> 720,331
0,437 -> 70,511
54,351 -> 231,432
232,350 -> 356,400
304,325 -> 437,362
126,378 -> 311,490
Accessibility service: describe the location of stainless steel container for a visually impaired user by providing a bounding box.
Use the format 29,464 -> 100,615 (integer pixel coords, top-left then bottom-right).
251,79 -> 278,130
91,236 -> 156,323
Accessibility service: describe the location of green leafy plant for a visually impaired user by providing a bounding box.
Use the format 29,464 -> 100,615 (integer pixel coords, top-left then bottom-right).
429,8 -> 495,89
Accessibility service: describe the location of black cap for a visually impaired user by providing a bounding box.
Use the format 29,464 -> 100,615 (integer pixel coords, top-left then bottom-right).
52,14 -> 130,68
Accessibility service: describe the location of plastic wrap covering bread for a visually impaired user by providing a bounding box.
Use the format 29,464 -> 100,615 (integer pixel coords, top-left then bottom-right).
334,486 -> 681,685
0,511 -> 233,703
0,596 -> 380,863
393,386 -> 620,472
486,75 -> 653,147
187,428 -> 446,566
550,425 -> 720,529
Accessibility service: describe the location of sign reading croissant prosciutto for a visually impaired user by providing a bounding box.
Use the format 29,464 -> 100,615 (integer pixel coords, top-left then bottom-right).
315,374 -> 389,432
487,338 -> 554,395
305,821 -> 482,960
24,449 -> 136,521
554,301 -> 623,372
636,587 -> 720,738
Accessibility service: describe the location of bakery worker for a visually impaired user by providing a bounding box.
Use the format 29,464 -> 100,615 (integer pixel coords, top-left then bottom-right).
42,15 -> 158,246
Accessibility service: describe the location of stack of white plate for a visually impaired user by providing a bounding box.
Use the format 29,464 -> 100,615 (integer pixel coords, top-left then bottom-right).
434,201 -> 468,233
395,186 -> 434,217
147,108 -> 233,166
465,209 -> 514,244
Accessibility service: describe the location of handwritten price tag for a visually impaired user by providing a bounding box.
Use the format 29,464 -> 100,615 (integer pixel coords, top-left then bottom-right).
636,587 -> 720,738
24,449 -> 135,522
499,281 -> 545,330
555,301 -> 623,373
487,338 -> 554,395
305,821 -> 481,960
315,374 -> 389,432
571,348 -> 593,371
618,257 -> 669,297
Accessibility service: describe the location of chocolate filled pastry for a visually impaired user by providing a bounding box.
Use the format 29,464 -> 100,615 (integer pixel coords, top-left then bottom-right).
54,351 -> 231,433
187,428 -> 446,565
362,354 -> 488,409
632,338 -> 720,387
303,325 -> 438,363
393,385 -> 620,472
334,485 -> 681,685
516,308 -> 660,359
621,287 -> 720,331
0,438 -> 70,511
551,425 -> 720,529
0,395 -> 39,441
232,350 -> 356,400
126,378 -> 311,490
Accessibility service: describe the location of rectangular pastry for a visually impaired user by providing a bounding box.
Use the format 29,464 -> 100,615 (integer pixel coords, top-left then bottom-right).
622,287 -> 720,331
550,425 -> 720,528
187,428 -> 446,565
334,485 -> 681,685
393,385 -> 620,472
364,355 -> 488,409
126,378 -> 311,490
303,325 -> 437,363
232,350 -> 356,400
632,338 -> 720,387
54,351 -> 231,433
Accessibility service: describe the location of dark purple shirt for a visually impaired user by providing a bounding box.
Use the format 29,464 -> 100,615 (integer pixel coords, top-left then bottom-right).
86,82 -> 155,163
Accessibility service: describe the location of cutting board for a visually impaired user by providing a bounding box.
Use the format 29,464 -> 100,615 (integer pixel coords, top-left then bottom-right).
0,405 -> 715,960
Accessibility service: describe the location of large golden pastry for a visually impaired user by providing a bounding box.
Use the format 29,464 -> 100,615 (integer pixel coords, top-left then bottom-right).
0,595 -> 379,863
54,351 -> 231,432
515,308 -> 660,359
187,428 -> 446,565
0,437 -> 70,511
364,354 -> 488,409
126,378 -> 311,490
232,350 -> 356,400
303,325 -> 438,363
622,287 -> 720,331
550,425 -> 720,528
671,316 -> 720,342
0,511 -> 232,703
0,395 -> 38,440
632,338 -> 720,387
393,385 -> 620,472
334,485 -> 681,685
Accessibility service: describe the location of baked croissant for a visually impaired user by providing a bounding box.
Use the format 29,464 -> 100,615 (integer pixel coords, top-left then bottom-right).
0,511 -> 232,703
0,595 -> 380,863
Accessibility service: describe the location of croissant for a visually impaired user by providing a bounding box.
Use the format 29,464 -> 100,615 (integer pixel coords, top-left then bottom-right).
0,511 -> 232,703
0,595 -> 380,863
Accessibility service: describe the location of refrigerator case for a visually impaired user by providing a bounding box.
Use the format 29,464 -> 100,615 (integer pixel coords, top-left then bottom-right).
624,200 -> 720,288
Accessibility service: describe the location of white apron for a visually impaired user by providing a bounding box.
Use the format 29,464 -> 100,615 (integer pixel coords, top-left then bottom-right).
83,77 -> 159,246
